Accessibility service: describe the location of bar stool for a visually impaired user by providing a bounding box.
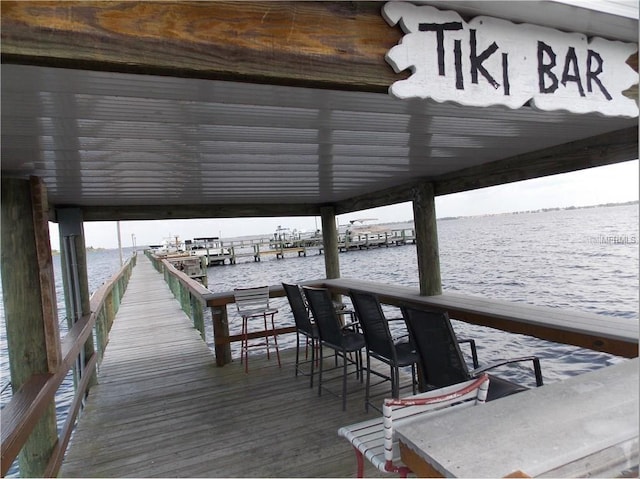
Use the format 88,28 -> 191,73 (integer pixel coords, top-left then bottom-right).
302,286 -> 365,411
234,285 -> 281,373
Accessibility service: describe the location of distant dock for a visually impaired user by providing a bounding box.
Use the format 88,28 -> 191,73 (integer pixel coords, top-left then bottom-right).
209,226 -> 417,264
149,226 -> 417,266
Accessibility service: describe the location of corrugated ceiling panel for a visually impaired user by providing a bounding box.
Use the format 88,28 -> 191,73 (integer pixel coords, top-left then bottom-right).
2,64 -> 636,208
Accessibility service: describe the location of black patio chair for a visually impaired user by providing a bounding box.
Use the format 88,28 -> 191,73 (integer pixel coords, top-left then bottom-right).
282,282 -> 319,387
303,286 -> 366,411
401,305 -> 543,401
348,290 -> 418,411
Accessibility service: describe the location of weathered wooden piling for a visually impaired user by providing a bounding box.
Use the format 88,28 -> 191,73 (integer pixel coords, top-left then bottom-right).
1,177 -> 59,477
321,206 -> 340,280
412,182 -> 442,296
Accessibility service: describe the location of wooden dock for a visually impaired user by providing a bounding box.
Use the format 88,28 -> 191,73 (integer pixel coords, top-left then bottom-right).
252,244 -> 308,261
59,257 -> 398,477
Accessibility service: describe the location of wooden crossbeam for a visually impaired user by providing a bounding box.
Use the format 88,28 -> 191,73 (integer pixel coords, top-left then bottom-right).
0,1 -> 403,92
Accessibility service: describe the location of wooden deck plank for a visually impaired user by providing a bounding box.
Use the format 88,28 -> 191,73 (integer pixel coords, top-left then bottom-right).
60,256 -> 400,478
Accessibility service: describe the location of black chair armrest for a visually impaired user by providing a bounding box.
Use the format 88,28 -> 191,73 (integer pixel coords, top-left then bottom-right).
386,317 -> 410,343
457,338 -> 479,368
341,321 -> 360,332
392,333 -> 410,344
471,356 -> 543,387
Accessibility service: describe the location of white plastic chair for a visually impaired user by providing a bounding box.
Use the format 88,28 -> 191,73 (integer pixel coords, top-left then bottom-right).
234,286 -> 281,373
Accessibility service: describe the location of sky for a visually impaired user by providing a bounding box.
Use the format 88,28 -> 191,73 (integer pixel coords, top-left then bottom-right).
48,159 -> 639,251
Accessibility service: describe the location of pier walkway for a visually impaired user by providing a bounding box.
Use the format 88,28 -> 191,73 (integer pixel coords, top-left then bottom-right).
60,256 -> 389,477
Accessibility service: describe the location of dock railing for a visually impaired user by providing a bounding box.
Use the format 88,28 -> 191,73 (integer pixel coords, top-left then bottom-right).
148,252 -> 321,366
203,282 -> 636,364
204,283 -> 322,366
1,254 -> 137,478
150,253 -> 639,366
151,254 -> 211,340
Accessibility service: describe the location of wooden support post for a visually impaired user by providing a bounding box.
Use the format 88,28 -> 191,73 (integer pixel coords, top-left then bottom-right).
29,177 -> 62,371
320,206 -> 340,280
412,182 -> 442,296
211,306 -> 232,366
200,256 -> 208,287
1,177 -> 58,477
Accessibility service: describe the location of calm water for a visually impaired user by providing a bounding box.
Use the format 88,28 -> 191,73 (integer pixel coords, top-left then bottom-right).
1,204 -> 638,474
203,204 -> 638,385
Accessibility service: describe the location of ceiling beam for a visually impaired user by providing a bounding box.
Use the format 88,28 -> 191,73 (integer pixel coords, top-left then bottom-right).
0,1 -> 403,93
335,126 -> 638,214
73,203 -> 322,223
3,1 -> 636,94
334,183 -> 416,216
433,127 -> 639,196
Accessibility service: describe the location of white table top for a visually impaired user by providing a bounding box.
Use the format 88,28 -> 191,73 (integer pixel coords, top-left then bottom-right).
395,358 -> 639,477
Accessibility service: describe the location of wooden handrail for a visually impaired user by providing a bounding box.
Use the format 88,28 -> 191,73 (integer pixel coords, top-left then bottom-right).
322,278 -> 639,359
89,258 -> 134,308
203,280 -> 327,365
160,258 -> 211,302
44,351 -> 98,477
205,280 -> 325,307
0,256 -> 136,477
205,277 -> 638,360
1,311 -> 97,476
0,374 -> 52,474
153,254 -> 639,361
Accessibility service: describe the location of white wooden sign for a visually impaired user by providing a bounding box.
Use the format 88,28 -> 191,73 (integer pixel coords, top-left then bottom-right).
382,2 -> 638,118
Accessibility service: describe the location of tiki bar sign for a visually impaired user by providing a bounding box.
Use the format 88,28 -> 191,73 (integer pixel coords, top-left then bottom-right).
383,3 -> 639,118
